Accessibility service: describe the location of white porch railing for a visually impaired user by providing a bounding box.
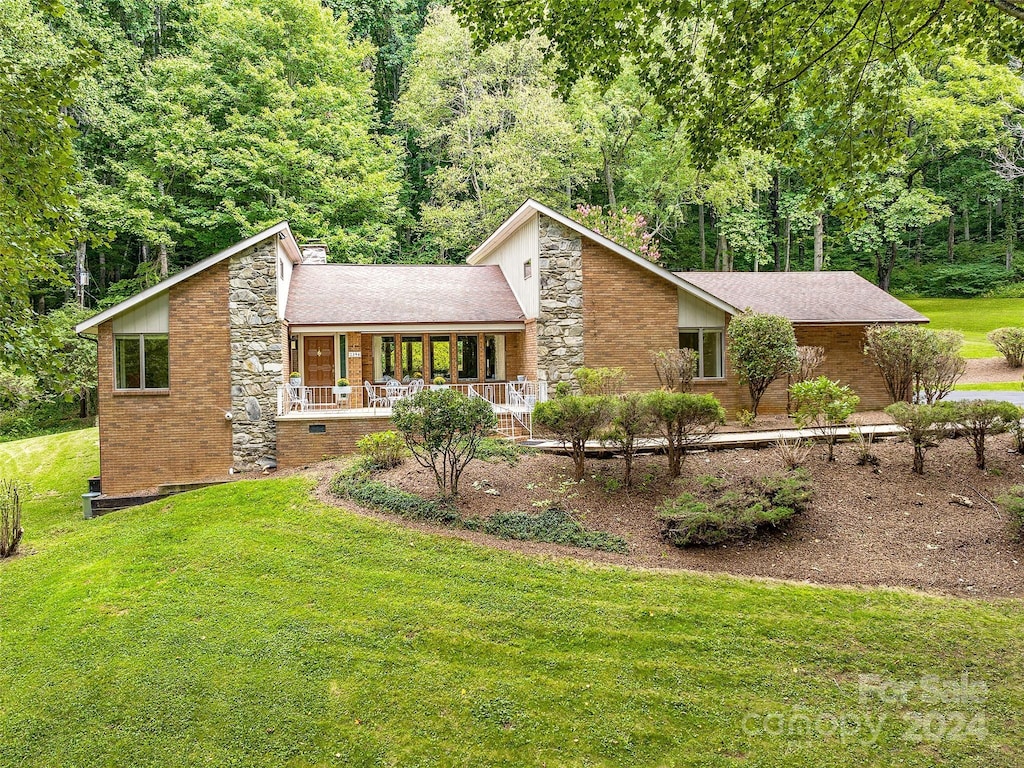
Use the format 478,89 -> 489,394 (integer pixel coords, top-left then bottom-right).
277,380 -> 548,439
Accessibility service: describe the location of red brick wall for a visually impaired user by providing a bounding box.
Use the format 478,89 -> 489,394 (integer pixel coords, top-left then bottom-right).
97,262 -> 233,495
580,241 -> 678,391
276,415 -> 393,468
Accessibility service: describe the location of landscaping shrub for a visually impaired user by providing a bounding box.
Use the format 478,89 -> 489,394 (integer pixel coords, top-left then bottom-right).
996,486 -> 1024,541
603,392 -> 655,488
0,364 -> 38,410
356,430 -> 407,469
645,391 -> 725,477
795,346 -> 826,383
789,376 -> 859,461
573,366 -> 626,396
727,312 -> 799,417
988,327 -> 1024,368
533,394 -> 614,481
650,348 -> 698,392
884,401 -> 954,475
850,429 -> 880,467
864,324 -> 965,404
657,470 -> 813,547
392,388 -> 497,497
950,399 -> 1024,470
480,508 -> 628,553
771,435 -> 812,470
0,480 -> 23,558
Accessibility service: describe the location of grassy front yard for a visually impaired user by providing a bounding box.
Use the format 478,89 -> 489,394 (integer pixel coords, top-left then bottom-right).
905,297 -> 1024,358
1,430 -> 1023,766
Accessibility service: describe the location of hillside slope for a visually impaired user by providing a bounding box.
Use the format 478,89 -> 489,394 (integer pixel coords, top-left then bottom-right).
1,430 -> 1022,766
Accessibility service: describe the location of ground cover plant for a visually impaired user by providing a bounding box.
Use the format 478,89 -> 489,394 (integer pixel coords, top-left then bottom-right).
4,429 -> 1024,766
657,470 -> 814,546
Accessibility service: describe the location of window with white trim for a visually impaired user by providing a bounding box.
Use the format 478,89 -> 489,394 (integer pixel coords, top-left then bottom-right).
115,334 -> 169,389
679,328 -> 724,379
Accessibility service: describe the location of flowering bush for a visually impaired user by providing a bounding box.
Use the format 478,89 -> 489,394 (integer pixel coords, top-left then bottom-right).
574,204 -> 661,262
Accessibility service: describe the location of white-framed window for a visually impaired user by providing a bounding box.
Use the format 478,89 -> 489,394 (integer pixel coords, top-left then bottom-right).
523,260 -> 532,279
679,328 -> 724,379
115,333 -> 169,389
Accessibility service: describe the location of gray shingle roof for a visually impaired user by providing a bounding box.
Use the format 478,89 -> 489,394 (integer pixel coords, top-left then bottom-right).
285,264 -> 525,325
676,271 -> 928,324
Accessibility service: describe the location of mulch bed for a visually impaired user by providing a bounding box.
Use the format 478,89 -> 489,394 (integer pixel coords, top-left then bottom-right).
961,357 -> 1022,384
317,434 -> 1024,599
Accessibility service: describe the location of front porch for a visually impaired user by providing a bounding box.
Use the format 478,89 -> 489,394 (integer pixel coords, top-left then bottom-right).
277,380 -> 548,440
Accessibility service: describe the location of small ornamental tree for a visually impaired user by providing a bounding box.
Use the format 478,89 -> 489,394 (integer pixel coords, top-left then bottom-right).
574,204 -> 661,262
988,327 -> 1024,368
533,395 -> 614,481
951,399 -> 1024,470
789,377 -> 860,462
650,349 -> 698,392
884,401 -> 954,475
916,331 -> 966,405
795,346 -> 826,383
864,325 -> 966,405
391,389 -> 497,497
644,391 -> 725,477
727,312 -> 799,417
604,393 -> 655,488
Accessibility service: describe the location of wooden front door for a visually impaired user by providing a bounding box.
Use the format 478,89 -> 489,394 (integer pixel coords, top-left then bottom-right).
303,336 -> 335,387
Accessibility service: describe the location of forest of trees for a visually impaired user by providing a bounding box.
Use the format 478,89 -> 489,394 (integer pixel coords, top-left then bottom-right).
4,0 -> 1024,421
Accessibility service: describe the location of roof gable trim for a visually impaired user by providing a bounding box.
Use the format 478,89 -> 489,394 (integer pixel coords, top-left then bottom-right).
468,199 -> 739,315
75,222 -> 297,335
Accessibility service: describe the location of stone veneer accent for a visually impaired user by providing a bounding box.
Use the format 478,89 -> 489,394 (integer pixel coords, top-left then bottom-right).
229,240 -> 285,469
536,214 -> 584,381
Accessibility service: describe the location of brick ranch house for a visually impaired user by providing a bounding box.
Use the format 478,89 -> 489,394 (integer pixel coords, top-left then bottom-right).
77,199 -> 927,496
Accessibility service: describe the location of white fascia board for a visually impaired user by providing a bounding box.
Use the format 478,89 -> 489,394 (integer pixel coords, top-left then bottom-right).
286,322 -> 526,334
467,199 -> 739,316
76,222 -> 297,335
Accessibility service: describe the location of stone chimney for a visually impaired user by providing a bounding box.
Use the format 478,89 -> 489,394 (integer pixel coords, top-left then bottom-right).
299,241 -> 328,264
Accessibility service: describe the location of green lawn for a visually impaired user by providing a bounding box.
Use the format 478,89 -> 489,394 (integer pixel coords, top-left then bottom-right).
953,381 -> 1023,391
906,297 -> 1024,358
2,430 -> 1024,766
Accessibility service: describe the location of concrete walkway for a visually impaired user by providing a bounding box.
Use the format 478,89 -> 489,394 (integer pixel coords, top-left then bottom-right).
943,390 -> 1024,405
524,423 -> 907,454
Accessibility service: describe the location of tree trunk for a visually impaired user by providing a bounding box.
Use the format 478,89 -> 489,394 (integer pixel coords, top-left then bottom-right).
698,202 -> 706,268
915,228 -> 922,265
771,170 -> 781,271
784,217 -> 791,271
964,205 -> 970,242
602,151 -> 616,207
877,242 -> 897,292
913,444 -> 925,475
158,242 -> 168,278
988,200 -> 993,243
947,215 -> 955,262
812,213 -> 824,271
75,242 -> 87,306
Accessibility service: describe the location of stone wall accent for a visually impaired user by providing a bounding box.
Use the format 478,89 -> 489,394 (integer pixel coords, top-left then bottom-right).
536,214 -> 584,382
96,262 -> 233,495
229,240 -> 285,470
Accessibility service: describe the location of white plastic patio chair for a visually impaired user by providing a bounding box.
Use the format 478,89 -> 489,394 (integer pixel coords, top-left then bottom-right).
385,379 -> 405,406
364,380 -> 387,407
408,378 -> 424,395
288,380 -> 309,411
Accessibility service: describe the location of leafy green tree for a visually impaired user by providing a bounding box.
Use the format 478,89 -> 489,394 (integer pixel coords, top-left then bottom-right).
0,0 -> 82,355
789,377 -> 860,462
395,5 -> 593,259
453,0 -> 1024,186
727,312 -> 799,417
604,393 -> 655,488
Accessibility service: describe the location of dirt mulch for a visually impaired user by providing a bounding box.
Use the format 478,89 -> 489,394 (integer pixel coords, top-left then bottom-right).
317,434 -> 1024,600
961,357 -> 1023,385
